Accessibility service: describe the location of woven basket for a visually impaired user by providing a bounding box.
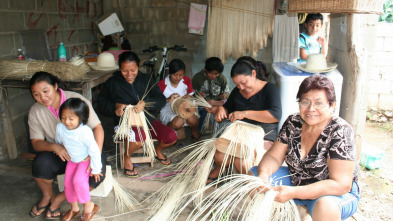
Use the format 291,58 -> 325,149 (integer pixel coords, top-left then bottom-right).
288,0 -> 384,14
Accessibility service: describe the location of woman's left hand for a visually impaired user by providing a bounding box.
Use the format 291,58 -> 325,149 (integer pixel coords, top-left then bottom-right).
91,172 -> 103,182
228,111 -> 246,122
134,100 -> 146,113
273,185 -> 296,203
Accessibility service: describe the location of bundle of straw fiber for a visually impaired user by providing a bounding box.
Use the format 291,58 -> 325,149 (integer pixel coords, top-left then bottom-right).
112,179 -> 140,213
114,104 -> 156,160
215,120 -> 266,175
0,57 -> 90,81
174,174 -> 301,221
170,97 -> 197,120
148,120 -> 266,220
194,94 -> 213,135
147,139 -> 217,221
207,0 -> 274,62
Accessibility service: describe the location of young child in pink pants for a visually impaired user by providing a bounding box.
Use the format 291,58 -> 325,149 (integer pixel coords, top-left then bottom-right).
56,98 -> 102,221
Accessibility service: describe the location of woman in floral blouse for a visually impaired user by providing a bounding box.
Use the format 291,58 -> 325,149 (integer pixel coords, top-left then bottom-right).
251,74 -> 359,220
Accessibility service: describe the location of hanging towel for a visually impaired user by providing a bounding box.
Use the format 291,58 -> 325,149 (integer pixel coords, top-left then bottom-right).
272,13 -> 299,63
188,3 -> 207,35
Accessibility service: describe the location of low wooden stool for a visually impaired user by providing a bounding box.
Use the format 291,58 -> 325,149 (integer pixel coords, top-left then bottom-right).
115,140 -> 156,169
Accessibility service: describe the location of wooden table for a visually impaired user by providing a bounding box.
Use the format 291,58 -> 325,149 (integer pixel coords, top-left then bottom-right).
0,70 -> 114,159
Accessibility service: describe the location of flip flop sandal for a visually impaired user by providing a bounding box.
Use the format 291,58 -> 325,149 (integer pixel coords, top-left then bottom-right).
124,168 -> 138,178
155,156 -> 172,166
29,202 -> 50,218
44,207 -> 61,220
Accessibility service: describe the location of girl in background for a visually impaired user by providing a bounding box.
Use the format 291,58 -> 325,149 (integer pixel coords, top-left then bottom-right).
56,98 -> 101,221
158,59 -> 200,142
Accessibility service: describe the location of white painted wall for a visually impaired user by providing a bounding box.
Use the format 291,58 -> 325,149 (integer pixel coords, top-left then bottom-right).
368,22 -> 393,110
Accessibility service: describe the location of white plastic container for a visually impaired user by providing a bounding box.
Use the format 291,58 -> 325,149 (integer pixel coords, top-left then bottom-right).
272,62 -> 343,130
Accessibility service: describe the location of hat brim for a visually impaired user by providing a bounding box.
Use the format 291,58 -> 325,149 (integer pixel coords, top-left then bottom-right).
297,62 -> 338,73
88,62 -> 119,71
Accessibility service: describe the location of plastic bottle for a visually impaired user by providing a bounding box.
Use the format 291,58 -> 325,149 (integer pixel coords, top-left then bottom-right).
17,48 -> 24,60
58,42 -> 67,62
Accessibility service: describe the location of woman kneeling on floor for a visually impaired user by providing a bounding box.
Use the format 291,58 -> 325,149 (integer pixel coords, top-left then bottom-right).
97,51 -> 177,177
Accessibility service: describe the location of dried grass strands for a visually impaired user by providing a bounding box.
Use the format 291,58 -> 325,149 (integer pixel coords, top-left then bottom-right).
194,93 -> 212,108
112,179 -> 140,213
207,0 -> 274,62
174,174 -> 300,221
194,94 -> 214,135
148,139 -> 217,221
170,96 -> 198,120
149,121 -> 265,220
113,104 -> 156,160
215,120 -> 266,177
0,57 -> 90,81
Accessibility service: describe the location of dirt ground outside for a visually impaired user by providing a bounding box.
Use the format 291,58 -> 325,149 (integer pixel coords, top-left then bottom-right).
357,122 -> 393,220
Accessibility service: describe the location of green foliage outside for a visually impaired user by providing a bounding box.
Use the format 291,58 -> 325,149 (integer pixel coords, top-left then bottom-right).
380,0 -> 393,22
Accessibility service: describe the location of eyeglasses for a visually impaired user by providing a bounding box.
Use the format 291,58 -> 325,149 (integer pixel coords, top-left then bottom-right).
298,101 -> 328,109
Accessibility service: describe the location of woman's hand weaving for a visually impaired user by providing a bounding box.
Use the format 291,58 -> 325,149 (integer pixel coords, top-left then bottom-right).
134,100 -> 146,113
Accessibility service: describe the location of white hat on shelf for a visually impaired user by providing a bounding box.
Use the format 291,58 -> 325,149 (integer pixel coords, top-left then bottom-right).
88,52 -> 118,71
297,54 -> 337,73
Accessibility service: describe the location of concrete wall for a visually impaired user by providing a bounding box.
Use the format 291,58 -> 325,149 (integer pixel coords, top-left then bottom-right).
329,14 -> 379,156
105,0 -> 203,78
0,0 -> 102,160
368,22 -> 393,110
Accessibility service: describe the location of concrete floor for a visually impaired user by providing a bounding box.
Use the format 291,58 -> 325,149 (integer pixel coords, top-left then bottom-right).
1,115 -> 387,220
0,112 -> 200,221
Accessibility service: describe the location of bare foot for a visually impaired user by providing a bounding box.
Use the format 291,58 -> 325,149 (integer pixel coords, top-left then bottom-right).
84,201 -> 94,214
206,168 -> 220,184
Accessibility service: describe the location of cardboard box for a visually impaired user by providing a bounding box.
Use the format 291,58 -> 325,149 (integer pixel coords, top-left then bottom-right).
97,13 -> 124,36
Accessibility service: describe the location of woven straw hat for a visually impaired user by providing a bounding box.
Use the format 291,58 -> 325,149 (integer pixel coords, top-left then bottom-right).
297,54 -> 337,73
88,52 -> 118,71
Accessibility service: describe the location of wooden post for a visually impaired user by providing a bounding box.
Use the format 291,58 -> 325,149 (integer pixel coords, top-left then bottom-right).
344,14 -> 379,159
0,82 -> 18,159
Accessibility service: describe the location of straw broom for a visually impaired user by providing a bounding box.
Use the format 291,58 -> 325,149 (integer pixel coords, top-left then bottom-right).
0,56 -> 90,81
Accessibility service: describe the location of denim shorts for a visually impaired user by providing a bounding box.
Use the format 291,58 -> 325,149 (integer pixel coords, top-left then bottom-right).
250,166 -> 360,220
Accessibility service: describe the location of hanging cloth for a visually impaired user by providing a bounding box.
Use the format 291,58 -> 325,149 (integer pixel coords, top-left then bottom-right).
272,13 -> 299,63
188,3 -> 207,35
